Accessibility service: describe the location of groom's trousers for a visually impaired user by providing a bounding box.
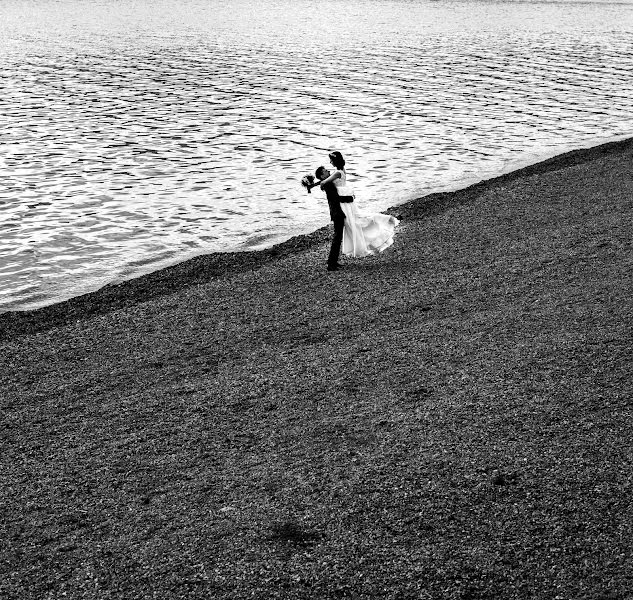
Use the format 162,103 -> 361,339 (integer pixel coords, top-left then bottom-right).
328,214 -> 345,267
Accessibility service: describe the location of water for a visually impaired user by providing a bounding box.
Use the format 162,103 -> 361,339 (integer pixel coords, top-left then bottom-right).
1,0 -> 632,312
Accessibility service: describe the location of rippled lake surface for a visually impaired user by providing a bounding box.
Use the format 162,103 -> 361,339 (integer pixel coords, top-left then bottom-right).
1,0 -> 632,312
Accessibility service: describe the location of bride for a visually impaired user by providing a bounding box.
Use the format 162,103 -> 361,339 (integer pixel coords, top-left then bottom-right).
318,151 -> 399,257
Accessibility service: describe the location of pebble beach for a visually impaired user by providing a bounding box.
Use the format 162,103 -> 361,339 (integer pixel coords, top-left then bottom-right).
1,139 -> 632,598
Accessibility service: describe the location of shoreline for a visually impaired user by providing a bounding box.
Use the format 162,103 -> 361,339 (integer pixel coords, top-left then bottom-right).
1,135 -> 632,340
2,134 -> 632,598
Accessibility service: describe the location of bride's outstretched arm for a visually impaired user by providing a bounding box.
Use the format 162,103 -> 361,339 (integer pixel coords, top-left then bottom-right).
319,171 -> 341,188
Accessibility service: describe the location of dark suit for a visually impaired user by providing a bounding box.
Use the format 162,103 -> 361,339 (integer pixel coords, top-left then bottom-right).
321,181 -> 351,267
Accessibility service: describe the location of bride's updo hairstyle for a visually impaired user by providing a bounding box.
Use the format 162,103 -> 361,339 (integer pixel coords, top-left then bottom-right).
329,151 -> 346,170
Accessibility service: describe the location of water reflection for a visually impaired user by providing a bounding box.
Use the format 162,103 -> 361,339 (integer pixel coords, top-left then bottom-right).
1,0 -> 632,311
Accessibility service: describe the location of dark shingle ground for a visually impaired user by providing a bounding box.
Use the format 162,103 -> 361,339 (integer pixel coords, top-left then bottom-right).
1,139 -> 632,599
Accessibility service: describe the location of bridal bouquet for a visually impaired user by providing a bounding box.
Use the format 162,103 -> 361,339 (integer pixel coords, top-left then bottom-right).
301,174 -> 315,193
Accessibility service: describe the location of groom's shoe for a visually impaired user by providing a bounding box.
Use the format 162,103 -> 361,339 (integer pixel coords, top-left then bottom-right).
327,264 -> 339,271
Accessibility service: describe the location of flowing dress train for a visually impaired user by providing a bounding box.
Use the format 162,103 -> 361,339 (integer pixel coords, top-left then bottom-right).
333,169 -> 399,257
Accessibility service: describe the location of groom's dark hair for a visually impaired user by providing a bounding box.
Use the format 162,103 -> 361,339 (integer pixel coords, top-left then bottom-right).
315,166 -> 327,180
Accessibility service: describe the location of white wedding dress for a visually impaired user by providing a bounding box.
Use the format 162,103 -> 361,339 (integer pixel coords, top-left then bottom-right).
333,169 -> 399,257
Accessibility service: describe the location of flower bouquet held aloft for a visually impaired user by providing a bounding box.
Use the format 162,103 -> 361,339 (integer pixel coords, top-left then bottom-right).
301,174 -> 319,193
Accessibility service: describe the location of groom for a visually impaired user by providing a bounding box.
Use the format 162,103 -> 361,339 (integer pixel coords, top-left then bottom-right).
314,166 -> 345,272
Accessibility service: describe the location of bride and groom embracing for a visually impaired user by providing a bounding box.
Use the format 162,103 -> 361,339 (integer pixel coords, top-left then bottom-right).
303,151 -> 399,271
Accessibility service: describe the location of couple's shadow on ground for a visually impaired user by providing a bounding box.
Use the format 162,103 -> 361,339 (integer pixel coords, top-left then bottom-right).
331,252 -> 415,276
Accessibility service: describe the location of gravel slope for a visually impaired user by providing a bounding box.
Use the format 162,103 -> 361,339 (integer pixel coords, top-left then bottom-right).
1,139 -> 632,599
